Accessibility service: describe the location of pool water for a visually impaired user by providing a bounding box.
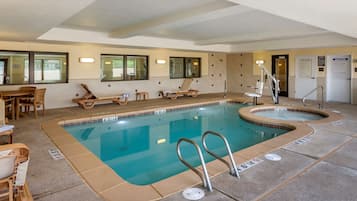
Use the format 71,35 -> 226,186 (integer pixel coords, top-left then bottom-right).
254,109 -> 324,121
64,103 -> 289,185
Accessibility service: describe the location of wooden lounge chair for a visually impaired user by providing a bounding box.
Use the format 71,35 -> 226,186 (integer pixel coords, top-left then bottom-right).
160,79 -> 199,99
0,143 -> 32,201
72,83 -> 128,109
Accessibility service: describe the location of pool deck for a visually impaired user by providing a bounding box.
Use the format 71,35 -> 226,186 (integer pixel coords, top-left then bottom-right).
4,93 -> 357,201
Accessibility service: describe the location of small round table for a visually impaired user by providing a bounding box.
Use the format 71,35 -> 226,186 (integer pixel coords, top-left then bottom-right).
135,91 -> 149,101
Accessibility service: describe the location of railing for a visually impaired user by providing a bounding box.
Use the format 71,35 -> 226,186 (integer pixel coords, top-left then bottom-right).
258,64 -> 280,104
202,131 -> 239,178
176,138 -> 213,192
302,85 -> 324,109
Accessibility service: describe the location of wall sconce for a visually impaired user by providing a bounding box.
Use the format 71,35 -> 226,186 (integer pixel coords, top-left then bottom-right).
193,61 -> 199,66
79,57 -> 95,63
256,60 -> 264,65
104,61 -> 112,65
156,59 -> 166,64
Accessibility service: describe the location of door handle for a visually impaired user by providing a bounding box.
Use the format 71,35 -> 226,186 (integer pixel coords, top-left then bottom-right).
347,78 -> 351,80
311,77 -> 316,79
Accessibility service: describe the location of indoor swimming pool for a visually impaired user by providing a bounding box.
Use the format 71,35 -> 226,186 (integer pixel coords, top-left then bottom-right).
64,103 -> 289,185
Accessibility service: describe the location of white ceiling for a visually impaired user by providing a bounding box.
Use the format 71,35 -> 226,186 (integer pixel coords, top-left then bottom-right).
2,0 -> 357,52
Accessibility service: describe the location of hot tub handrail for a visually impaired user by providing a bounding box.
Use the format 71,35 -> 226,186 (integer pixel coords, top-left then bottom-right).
302,85 -> 324,109
202,131 -> 240,178
176,138 -> 213,192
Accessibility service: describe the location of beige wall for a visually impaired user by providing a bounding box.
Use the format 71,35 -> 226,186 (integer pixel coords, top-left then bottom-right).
227,53 -> 255,93
207,52 -> 227,94
228,46 -> 357,104
2,40 -> 356,108
0,41 -> 227,108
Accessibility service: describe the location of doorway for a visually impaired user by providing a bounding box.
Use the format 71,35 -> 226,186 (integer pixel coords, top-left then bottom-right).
326,55 -> 351,103
272,55 -> 289,97
295,56 -> 318,100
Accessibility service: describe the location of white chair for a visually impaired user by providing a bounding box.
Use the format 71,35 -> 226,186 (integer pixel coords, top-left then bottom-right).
244,80 -> 264,105
0,154 -> 16,201
0,99 -> 14,144
0,143 -> 31,201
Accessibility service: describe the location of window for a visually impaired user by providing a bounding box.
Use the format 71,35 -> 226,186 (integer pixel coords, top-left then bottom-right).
34,53 -> 68,83
170,57 -> 201,79
101,54 -> 148,81
0,51 -> 29,85
0,51 -> 68,85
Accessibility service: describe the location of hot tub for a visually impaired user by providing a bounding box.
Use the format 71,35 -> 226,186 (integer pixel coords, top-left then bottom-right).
253,107 -> 325,121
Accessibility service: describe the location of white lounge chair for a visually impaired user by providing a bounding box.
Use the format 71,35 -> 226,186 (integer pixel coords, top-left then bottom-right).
244,80 -> 264,105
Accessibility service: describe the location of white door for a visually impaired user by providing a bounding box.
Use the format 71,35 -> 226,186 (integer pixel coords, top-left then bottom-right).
295,56 -> 317,100
326,55 -> 351,103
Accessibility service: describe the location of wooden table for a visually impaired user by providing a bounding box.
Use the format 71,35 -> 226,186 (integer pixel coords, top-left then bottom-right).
0,90 -> 33,120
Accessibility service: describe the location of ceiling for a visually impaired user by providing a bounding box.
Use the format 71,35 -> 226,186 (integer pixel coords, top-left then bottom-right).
2,0 -> 357,52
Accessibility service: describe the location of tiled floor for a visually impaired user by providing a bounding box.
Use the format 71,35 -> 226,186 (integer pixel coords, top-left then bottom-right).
3,93 -> 357,201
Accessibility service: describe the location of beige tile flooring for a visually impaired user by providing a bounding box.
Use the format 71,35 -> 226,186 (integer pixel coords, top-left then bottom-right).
5,93 -> 356,201
38,94 -> 342,201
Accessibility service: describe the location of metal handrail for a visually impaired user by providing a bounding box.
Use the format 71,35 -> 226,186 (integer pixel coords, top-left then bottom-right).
176,138 -> 213,192
302,85 -> 324,109
202,131 -> 240,178
258,64 -> 280,104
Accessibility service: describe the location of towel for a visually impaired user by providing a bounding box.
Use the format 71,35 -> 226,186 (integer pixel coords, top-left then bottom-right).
0,124 -> 14,132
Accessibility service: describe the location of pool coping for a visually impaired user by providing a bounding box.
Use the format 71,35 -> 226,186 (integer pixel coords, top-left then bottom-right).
41,100 -> 342,201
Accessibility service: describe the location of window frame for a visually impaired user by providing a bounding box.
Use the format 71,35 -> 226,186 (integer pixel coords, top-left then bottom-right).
169,56 -> 201,79
101,54 -> 149,82
0,50 -> 30,85
0,50 -> 68,85
33,51 -> 69,84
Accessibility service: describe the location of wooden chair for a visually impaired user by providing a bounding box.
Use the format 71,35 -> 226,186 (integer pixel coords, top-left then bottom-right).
17,88 -> 46,119
19,86 -> 36,93
4,97 -> 15,120
0,99 -> 14,144
0,143 -> 32,201
18,86 -> 36,112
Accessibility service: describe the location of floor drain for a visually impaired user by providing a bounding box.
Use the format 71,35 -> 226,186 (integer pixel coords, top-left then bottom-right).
265,153 -> 282,161
48,148 -> 64,160
182,188 -> 205,200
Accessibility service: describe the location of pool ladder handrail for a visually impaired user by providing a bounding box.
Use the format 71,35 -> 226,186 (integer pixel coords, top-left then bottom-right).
176,138 -> 213,192
302,85 -> 324,109
202,131 -> 240,178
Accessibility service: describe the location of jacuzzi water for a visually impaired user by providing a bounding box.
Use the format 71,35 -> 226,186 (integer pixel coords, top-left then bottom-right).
64,103 -> 289,185
254,108 -> 324,121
